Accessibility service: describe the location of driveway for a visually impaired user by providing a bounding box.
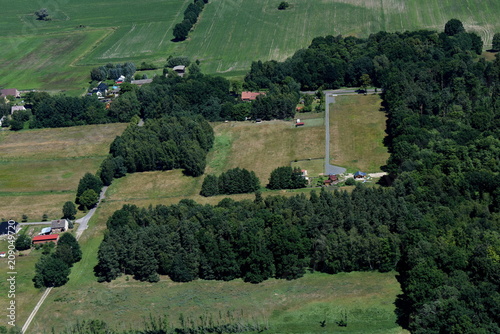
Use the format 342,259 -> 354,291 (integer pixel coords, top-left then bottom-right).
324,93 -> 346,175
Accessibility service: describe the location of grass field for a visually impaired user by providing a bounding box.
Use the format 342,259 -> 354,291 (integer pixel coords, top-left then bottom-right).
0,123 -> 127,221
329,95 -> 389,173
1,0 -> 500,92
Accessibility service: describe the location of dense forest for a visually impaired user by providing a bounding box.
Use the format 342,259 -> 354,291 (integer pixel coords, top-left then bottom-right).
94,20 -> 500,333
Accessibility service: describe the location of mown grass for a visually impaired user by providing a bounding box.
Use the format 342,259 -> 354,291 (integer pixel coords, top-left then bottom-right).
329,95 -> 389,173
0,124 -> 126,221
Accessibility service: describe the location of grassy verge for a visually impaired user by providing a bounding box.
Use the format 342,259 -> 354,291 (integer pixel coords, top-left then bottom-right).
329,95 -> 389,173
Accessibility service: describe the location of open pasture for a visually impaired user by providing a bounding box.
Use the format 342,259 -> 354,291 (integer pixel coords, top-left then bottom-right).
1,0 -> 500,91
0,124 -> 126,221
208,120 -> 325,182
329,94 -> 389,173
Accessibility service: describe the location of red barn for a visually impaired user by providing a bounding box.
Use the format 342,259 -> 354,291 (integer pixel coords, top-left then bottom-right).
32,234 -> 59,245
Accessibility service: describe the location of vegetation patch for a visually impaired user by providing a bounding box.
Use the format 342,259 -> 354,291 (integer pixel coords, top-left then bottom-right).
329,95 -> 389,172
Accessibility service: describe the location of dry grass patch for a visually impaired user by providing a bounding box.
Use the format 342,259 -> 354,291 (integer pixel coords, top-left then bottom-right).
329,95 -> 389,172
0,192 -> 74,222
0,123 -> 127,160
211,120 -> 324,182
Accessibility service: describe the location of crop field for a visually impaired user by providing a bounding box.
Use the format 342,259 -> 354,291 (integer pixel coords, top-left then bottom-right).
1,0 -> 500,92
329,94 -> 389,173
0,123 -> 127,221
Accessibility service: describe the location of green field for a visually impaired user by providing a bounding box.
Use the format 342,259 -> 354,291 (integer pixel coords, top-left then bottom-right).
0,123 -> 127,221
329,94 -> 389,173
1,0 -> 500,92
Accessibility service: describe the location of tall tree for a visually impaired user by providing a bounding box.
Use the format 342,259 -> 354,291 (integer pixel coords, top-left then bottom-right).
62,201 -> 77,220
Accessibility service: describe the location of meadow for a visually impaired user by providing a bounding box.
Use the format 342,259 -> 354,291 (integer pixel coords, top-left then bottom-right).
0,123 -> 127,221
329,94 -> 389,173
1,0 -> 500,92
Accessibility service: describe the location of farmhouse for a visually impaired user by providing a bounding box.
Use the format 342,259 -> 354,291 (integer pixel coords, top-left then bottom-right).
93,82 -> 108,97
323,174 -> 338,185
0,220 -> 18,235
354,171 -> 367,179
0,89 -> 20,100
51,219 -> 68,233
32,234 -> 59,245
241,91 -> 264,101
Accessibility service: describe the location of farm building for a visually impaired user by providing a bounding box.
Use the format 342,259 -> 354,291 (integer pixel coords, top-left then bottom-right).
354,171 -> 367,179
51,219 -> 68,233
295,122 -> 305,127
0,220 -> 18,235
241,91 -> 264,101
0,252 -> 5,258
323,174 -> 338,185
131,79 -> 153,86
0,89 -> 20,99
173,65 -> 186,77
32,234 -> 59,245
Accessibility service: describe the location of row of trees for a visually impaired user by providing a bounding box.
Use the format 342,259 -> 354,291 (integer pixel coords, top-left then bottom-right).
200,168 -> 260,196
267,166 -> 307,190
173,0 -> 209,41
95,186 -> 409,283
90,62 -> 136,82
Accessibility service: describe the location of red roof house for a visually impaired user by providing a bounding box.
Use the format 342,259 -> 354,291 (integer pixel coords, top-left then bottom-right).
32,234 -> 59,245
241,91 -> 264,101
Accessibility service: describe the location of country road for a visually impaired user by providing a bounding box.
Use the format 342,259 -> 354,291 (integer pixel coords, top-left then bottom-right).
324,93 -> 346,175
21,186 -> 108,333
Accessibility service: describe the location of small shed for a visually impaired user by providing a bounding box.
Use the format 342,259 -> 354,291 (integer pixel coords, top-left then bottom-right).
51,219 -> 68,233
295,122 -> 305,127
32,234 -> 59,245
354,171 -> 367,179
173,65 -> 186,77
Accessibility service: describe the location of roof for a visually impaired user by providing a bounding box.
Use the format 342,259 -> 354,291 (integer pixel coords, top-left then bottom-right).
97,83 -> 108,90
241,91 -> 264,100
173,65 -> 186,72
51,219 -> 68,228
11,106 -> 26,113
131,79 -> 153,85
0,221 -> 18,235
32,234 -> 59,242
0,89 -> 19,98
354,171 -> 366,177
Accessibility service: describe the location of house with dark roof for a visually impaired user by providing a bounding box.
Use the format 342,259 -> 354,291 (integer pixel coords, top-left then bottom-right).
32,234 -> 59,245
51,219 -> 68,233
0,220 -> 18,235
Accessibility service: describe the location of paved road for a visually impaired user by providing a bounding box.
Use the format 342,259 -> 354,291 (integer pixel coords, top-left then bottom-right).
324,93 -> 346,175
18,222 -> 51,226
301,88 -> 378,96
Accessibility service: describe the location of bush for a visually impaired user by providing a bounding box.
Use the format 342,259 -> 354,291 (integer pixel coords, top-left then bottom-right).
345,177 -> 356,186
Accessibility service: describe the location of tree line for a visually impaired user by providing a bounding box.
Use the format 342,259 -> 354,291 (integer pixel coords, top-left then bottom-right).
173,0 -> 209,41
200,167 -> 260,197
90,62 -> 136,82
94,186 -> 410,283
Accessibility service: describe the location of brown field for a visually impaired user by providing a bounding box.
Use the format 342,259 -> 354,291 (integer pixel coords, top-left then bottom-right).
0,124 -> 128,160
0,123 -> 127,221
209,120 -> 325,182
329,95 -> 389,173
